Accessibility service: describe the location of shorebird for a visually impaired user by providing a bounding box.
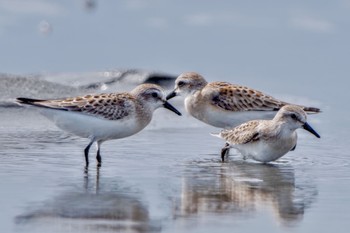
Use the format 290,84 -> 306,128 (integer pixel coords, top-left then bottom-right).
211,105 -> 320,162
167,72 -> 320,128
17,84 -> 182,167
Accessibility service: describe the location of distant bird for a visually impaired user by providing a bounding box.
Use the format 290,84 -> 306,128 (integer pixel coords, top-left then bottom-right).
16,84 -> 182,167
167,72 -> 320,128
211,105 -> 320,162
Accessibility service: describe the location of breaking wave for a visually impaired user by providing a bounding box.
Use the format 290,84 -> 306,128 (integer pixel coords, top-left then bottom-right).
0,69 -> 177,108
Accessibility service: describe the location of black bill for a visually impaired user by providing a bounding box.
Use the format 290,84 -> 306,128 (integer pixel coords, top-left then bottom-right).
166,90 -> 177,100
303,122 -> 320,138
163,101 -> 182,116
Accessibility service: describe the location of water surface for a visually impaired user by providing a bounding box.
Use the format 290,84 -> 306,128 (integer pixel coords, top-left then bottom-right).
0,72 -> 349,233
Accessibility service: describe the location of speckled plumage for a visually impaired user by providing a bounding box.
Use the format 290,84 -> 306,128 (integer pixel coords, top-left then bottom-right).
167,72 -> 320,128
16,84 -> 182,167
212,105 -> 320,163
26,93 -> 137,120
209,82 -> 286,112
220,120 -> 261,144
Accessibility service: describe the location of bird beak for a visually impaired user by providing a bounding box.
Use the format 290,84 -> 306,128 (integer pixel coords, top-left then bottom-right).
163,101 -> 182,116
303,122 -> 320,138
166,90 -> 177,100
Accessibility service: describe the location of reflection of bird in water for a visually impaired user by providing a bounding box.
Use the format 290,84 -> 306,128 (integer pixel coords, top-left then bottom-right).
16,168 -> 161,233
176,160 -> 317,226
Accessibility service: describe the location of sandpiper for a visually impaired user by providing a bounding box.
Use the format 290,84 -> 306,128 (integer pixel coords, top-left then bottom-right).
211,105 -> 320,162
167,72 -> 320,128
16,84 -> 182,167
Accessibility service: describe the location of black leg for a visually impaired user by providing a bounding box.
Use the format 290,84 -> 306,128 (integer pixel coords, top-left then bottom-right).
96,149 -> 101,167
96,141 -> 102,167
221,143 -> 230,162
84,140 -> 94,167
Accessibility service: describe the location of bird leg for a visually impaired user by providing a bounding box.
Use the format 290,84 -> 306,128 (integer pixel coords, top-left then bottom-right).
221,142 -> 230,162
96,150 -> 101,167
96,141 -> 102,167
84,140 -> 95,167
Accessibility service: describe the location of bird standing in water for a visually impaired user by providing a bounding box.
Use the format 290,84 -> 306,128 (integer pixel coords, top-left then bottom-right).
17,84 -> 182,167
211,105 -> 320,162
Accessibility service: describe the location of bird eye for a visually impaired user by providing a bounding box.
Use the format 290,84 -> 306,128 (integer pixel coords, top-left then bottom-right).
291,113 -> 297,120
151,92 -> 158,98
178,81 -> 185,87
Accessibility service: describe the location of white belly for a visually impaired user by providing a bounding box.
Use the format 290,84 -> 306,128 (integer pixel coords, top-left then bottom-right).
185,99 -> 276,129
40,109 -> 148,141
203,109 -> 276,128
233,137 -> 296,163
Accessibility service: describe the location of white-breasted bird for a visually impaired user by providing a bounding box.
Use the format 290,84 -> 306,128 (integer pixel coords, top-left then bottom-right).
211,105 -> 320,162
167,72 -> 320,128
16,84 -> 182,167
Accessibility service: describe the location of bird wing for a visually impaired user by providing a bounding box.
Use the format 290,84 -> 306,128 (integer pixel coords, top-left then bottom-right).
220,120 -> 261,145
205,82 -> 287,112
17,93 -> 136,120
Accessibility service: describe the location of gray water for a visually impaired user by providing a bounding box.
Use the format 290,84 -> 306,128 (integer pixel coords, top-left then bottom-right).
0,71 -> 349,233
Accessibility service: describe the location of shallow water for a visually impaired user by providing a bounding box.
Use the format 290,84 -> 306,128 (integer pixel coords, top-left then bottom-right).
0,72 -> 349,233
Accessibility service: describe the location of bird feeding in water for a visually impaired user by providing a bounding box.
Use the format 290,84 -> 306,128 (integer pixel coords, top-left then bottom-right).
211,105 -> 320,163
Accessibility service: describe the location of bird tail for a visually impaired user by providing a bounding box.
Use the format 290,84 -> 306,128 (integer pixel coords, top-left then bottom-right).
16,97 -> 46,107
302,106 -> 321,114
210,132 -> 222,138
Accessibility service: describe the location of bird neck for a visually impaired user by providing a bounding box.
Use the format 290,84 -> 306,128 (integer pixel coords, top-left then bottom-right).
136,100 -> 154,123
273,120 -> 297,139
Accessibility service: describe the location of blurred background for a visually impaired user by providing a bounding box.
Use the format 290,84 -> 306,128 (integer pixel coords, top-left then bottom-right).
1,0 -> 348,81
